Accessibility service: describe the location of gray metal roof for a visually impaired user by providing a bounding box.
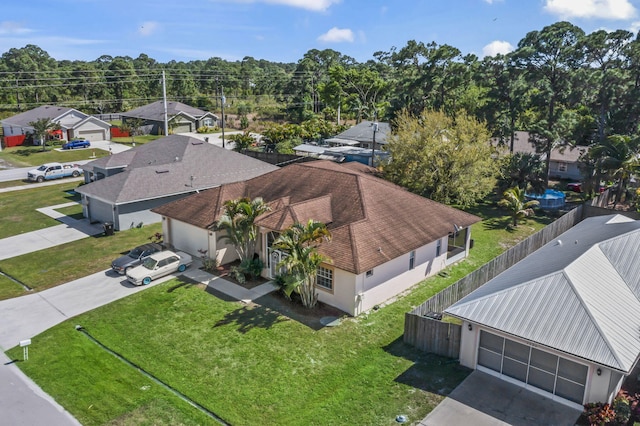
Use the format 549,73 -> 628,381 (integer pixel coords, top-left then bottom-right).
327,121 -> 390,145
76,135 -> 278,204
445,214 -> 640,372
120,101 -> 218,122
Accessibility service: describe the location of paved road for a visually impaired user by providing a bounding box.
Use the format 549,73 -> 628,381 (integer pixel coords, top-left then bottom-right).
0,140 -> 130,183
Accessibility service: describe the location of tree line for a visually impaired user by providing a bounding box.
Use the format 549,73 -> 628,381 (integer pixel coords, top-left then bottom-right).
2,20 -> 640,207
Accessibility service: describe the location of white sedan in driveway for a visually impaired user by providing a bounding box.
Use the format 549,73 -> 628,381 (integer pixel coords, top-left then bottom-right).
126,250 -> 192,286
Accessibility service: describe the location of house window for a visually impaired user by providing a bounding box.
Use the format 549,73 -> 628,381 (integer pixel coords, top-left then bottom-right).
558,162 -> 568,172
366,270 -> 373,277
436,240 -> 442,257
316,266 -> 333,291
409,251 -> 416,270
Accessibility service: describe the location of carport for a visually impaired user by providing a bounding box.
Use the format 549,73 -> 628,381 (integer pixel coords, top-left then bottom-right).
420,371 -> 581,426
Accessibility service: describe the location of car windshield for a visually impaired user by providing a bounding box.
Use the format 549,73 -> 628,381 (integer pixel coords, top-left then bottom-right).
128,247 -> 143,258
141,257 -> 157,270
37,165 -> 47,171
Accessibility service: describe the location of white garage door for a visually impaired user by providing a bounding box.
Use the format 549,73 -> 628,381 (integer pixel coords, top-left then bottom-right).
78,130 -> 106,142
477,330 -> 588,404
170,221 -> 208,257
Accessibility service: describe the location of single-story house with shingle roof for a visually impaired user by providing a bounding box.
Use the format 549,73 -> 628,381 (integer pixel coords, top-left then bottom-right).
445,214 -> 640,409
121,101 -> 218,135
152,160 -> 480,315
1,105 -> 111,142
76,135 -> 277,230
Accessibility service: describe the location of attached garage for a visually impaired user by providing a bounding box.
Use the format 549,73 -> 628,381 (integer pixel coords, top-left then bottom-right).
77,129 -> 107,142
477,330 -> 587,405
172,121 -> 193,134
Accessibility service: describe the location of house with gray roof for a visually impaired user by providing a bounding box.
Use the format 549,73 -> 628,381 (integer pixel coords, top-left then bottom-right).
76,134 -> 277,230
1,105 -> 111,142
495,131 -> 588,180
121,101 -> 218,135
445,214 -> 640,408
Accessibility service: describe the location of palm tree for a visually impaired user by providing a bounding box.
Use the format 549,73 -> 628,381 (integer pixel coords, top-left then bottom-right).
216,197 -> 270,263
589,135 -> 640,205
498,187 -> 539,227
28,118 -> 60,152
272,220 -> 331,309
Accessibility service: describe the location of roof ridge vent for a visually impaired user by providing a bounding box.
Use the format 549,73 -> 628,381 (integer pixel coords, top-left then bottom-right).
155,169 -> 169,174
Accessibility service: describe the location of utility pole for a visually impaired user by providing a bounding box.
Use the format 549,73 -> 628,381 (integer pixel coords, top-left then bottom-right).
371,122 -> 378,167
220,85 -> 226,148
162,70 -> 169,136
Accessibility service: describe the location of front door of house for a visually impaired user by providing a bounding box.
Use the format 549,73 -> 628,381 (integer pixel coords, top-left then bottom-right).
268,249 -> 287,278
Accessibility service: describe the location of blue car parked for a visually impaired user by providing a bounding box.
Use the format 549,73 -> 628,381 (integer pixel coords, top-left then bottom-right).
62,139 -> 90,149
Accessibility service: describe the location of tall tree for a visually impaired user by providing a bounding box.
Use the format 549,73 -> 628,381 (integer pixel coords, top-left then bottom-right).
384,109 -> 498,207
514,21 -> 585,186
272,220 -> 331,309
589,134 -> 640,205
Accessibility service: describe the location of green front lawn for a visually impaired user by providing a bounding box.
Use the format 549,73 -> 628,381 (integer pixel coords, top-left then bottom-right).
0,182 -> 81,239
0,224 -> 162,299
0,146 -> 108,167
111,135 -> 162,145
5,214 -> 550,425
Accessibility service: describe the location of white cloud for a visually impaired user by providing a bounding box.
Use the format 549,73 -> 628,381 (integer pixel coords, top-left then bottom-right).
482,40 -> 514,57
0,21 -> 33,35
317,27 -> 354,43
544,0 -> 636,20
138,21 -> 160,36
222,0 -> 340,12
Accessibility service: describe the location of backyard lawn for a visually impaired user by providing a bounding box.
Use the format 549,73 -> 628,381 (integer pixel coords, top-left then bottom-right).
4,211 -> 553,425
0,145 -> 108,167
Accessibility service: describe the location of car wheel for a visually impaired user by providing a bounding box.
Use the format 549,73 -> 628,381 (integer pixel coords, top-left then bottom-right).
178,264 -> 186,272
36,176 -> 44,183
142,277 -> 152,285
72,171 -> 80,177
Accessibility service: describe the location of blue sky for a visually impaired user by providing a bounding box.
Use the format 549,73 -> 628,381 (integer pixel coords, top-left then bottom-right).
1,0 -> 640,63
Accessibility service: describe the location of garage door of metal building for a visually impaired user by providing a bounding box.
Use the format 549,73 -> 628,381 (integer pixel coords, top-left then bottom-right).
78,130 -> 105,141
477,330 -> 588,405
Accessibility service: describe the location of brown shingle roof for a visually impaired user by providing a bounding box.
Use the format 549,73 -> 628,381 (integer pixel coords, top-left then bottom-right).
153,161 -> 480,274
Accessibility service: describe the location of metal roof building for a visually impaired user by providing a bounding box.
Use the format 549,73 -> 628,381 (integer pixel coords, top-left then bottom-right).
445,214 -> 640,408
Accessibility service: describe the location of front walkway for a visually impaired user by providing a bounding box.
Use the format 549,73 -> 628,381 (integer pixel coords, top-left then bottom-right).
183,267 -> 278,303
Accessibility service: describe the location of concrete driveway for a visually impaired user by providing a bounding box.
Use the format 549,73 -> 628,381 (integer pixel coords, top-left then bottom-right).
419,371 -> 581,426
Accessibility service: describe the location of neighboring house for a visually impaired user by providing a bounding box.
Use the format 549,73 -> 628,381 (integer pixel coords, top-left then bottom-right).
293,143 -> 390,166
76,134 -> 278,231
445,214 -> 640,409
325,121 -> 390,149
1,105 -> 111,142
497,131 -> 588,180
152,160 -> 480,316
121,101 -> 219,135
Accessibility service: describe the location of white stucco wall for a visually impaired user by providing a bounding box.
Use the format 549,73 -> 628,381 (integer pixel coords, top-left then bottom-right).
166,219 -> 210,257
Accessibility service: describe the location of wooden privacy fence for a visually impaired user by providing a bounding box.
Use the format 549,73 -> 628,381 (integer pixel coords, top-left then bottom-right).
404,203 -> 586,358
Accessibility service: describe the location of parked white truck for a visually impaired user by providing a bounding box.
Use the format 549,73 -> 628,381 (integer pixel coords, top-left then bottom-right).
27,163 -> 83,183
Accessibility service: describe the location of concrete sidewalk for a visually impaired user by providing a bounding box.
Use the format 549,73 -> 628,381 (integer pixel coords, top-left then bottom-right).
0,202 -> 103,261
183,267 -> 278,303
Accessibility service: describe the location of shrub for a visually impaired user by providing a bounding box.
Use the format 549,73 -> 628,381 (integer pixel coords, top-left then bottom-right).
196,126 -> 220,134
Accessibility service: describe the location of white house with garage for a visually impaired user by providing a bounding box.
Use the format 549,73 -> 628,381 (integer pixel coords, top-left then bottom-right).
152,160 -> 481,316
0,105 -> 111,142
445,214 -> 640,409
